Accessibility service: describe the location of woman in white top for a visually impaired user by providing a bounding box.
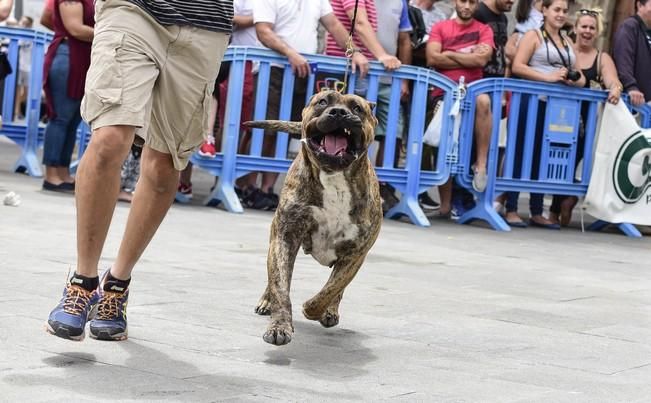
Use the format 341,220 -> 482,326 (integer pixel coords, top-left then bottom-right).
504,0 -> 585,229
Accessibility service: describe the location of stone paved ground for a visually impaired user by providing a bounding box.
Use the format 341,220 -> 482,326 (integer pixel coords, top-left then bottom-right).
1,138 -> 650,402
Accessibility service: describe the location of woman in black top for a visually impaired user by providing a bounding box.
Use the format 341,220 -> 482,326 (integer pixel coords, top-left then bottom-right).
549,8 -> 623,226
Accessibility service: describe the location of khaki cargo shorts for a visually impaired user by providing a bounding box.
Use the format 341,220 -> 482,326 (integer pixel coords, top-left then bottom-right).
81,0 -> 230,170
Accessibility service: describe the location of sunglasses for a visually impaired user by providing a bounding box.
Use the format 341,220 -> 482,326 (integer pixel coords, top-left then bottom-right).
578,9 -> 599,17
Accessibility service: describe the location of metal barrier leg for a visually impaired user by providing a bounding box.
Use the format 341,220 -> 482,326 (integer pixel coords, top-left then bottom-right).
617,223 -> 642,238
211,177 -> 243,212
385,195 -> 430,227
457,192 -> 511,232
13,148 -> 41,176
588,220 -> 642,238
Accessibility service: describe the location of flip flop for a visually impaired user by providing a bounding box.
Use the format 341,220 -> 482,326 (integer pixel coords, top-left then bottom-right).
506,219 -> 528,228
529,219 -> 560,230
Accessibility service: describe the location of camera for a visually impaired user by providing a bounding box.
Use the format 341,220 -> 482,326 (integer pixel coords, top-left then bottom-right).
567,70 -> 581,82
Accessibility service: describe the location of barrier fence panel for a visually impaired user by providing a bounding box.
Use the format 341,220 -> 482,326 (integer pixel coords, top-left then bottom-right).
454,77 -> 646,237
190,46 -> 458,227
0,27 -> 51,176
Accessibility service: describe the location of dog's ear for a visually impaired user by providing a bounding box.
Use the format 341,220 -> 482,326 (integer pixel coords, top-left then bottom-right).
366,101 -> 376,112
243,120 -> 302,136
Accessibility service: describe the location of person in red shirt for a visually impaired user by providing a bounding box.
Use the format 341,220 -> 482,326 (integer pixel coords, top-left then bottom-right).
426,0 -> 494,217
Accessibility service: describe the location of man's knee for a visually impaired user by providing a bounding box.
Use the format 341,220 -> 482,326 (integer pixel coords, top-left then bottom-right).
88,125 -> 135,167
140,148 -> 178,194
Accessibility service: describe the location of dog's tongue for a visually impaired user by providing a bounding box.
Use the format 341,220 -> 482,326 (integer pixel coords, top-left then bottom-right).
322,134 -> 348,155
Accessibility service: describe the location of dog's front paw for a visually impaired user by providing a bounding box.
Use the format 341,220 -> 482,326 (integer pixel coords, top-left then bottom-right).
263,322 -> 293,346
319,311 -> 339,328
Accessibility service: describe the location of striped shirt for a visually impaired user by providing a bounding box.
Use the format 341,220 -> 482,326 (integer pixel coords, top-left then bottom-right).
126,0 -> 234,33
325,0 -> 377,59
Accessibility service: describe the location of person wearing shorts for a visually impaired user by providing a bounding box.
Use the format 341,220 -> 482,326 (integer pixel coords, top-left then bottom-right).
45,0 -> 232,342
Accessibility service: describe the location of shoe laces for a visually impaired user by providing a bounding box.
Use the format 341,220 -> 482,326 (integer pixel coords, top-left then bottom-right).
96,292 -> 124,320
63,285 -> 94,316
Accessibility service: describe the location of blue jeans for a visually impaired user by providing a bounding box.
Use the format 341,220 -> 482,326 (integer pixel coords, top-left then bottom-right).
42,43 -> 82,167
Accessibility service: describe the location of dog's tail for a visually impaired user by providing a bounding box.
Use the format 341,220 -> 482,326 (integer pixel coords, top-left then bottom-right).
243,120 -> 302,136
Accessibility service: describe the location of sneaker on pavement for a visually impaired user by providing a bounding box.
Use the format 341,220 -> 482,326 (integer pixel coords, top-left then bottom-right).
175,182 -> 193,203
418,192 -> 440,210
379,183 -> 400,215
46,282 -> 99,341
89,271 -> 129,341
197,137 -> 217,158
242,186 -> 275,210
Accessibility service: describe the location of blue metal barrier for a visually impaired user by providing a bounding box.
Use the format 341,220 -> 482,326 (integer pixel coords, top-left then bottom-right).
190,46 -> 458,227
0,27 -> 52,176
454,78 -> 649,237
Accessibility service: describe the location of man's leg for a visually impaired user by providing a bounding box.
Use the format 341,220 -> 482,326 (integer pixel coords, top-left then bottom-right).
472,94 -> 492,192
111,146 -> 179,279
76,125 -> 136,277
45,125 -> 134,341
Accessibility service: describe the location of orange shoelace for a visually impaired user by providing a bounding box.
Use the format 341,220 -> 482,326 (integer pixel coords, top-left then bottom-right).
63,285 -> 94,315
96,292 -> 125,320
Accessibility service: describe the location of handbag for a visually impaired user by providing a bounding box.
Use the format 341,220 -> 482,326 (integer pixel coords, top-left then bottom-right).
0,51 -> 13,81
423,99 -> 444,147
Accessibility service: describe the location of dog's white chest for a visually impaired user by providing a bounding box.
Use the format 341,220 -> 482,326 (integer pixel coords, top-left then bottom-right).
309,172 -> 359,266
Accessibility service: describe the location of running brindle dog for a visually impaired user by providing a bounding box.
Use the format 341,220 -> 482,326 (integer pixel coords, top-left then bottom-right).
245,90 -> 382,346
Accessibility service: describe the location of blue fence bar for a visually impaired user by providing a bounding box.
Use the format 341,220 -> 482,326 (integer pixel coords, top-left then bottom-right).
0,27 -> 52,176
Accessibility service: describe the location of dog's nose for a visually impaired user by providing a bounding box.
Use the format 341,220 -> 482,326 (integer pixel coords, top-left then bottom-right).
328,107 -> 349,117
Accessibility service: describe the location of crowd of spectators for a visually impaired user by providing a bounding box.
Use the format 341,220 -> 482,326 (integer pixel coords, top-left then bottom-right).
3,0 -> 651,229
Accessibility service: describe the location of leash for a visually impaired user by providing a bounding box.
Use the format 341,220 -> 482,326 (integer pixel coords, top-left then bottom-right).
342,0 -> 360,92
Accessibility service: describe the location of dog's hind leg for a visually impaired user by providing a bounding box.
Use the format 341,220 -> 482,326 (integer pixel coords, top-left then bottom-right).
262,235 -> 300,346
318,292 -> 343,328
302,254 -> 364,325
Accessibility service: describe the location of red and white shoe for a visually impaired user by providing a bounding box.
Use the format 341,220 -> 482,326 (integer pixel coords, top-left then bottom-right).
198,136 -> 217,158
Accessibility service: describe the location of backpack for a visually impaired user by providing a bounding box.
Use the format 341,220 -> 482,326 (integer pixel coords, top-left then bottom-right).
408,6 -> 428,49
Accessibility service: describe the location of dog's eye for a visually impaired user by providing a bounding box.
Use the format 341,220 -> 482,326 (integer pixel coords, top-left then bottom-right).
352,104 -> 362,113
318,99 -> 328,106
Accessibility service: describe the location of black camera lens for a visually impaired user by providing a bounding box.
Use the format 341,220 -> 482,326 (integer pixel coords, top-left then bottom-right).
567,70 -> 581,82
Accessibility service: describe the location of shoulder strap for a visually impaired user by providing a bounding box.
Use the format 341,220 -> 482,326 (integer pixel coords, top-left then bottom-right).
596,50 -> 602,80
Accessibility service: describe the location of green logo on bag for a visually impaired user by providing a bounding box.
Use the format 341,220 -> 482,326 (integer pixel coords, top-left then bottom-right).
613,130 -> 651,204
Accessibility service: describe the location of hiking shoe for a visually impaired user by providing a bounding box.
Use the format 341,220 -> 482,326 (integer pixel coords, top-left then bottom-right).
197,136 -> 217,158
242,186 -> 275,210
418,192 -> 440,210
265,188 -> 279,210
175,182 -> 193,203
46,282 -> 99,341
89,271 -> 129,341
379,183 -> 399,215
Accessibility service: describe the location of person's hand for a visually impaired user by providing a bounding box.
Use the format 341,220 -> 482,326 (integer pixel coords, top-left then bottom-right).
378,54 -> 401,71
400,80 -> 410,101
628,89 -> 645,106
548,67 -> 567,83
607,84 -> 622,104
351,52 -> 369,79
288,51 -> 309,78
472,44 -> 492,56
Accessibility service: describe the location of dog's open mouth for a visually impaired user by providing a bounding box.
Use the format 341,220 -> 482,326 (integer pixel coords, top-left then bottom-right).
306,121 -> 364,168
309,128 -> 356,157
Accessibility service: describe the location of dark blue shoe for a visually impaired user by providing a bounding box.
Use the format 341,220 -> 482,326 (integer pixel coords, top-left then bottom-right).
46,283 -> 99,341
89,271 -> 129,341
